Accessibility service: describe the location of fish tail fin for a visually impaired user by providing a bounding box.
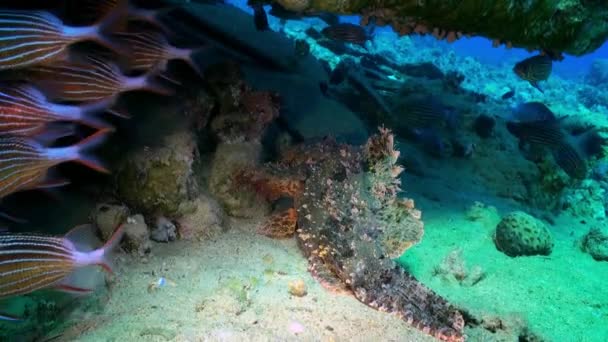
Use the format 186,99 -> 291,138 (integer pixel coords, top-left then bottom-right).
142,69 -> 176,96
64,223 -> 124,292
72,128 -> 113,173
93,0 -> 130,56
78,97 -> 121,129
96,223 -> 125,274
0,312 -> 22,322
530,81 -> 544,93
35,122 -> 76,145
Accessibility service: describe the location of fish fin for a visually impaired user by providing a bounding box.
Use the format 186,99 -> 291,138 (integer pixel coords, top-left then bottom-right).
35,123 -> 76,145
106,107 -> 131,119
72,128 -> 114,173
0,210 -> 27,224
66,223 -> 125,275
96,223 -> 125,274
530,81 -> 544,93
0,312 -> 22,322
142,72 -> 175,96
93,0 -> 130,56
55,284 -> 94,294
32,177 -> 71,190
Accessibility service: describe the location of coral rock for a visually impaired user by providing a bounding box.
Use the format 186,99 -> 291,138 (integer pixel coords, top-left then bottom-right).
150,216 -> 177,243
287,279 -> 308,297
123,214 -> 151,255
176,194 -> 226,240
91,202 -> 129,241
581,227 -> 608,261
494,211 -> 554,257
116,129 -> 199,218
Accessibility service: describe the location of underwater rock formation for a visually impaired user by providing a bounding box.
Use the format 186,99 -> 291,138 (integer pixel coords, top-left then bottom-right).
115,129 -> 200,218
175,194 -> 227,241
581,227 -> 608,262
207,63 -> 280,218
275,0 -> 608,56
494,211 -> 554,257
239,128 -> 464,341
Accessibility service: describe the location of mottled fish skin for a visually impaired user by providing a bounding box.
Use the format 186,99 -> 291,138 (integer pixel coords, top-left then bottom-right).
0,129 -> 110,199
513,55 -> 552,92
25,56 -> 172,103
0,83 -> 113,137
0,5 -> 125,71
321,23 -> 370,45
0,224 -> 124,304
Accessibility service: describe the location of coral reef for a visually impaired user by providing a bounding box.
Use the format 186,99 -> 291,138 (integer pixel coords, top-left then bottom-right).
581,227 -> 608,262
150,217 -> 178,242
175,194 -> 226,241
494,211 -> 554,257
207,63 -> 280,218
239,128 -> 464,341
121,214 -> 152,256
91,203 -> 130,241
561,180 -> 607,219
278,0 -> 608,56
116,129 -> 200,218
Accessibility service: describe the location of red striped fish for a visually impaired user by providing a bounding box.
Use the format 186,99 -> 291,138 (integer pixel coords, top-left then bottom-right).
23,55 -> 172,103
0,223 -> 124,319
0,2 -> 127,70
0,83 -> 121,137
117,30 -> 203,75
0,128 -> 111,199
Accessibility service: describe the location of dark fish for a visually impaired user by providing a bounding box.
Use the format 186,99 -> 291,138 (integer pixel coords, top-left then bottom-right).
0,128 -> 111,199
412,128 -> 446,158
23,56 -> 172,103
513,55 -> 552,93
511,102 -> 556,122
0,84 -> 119,137
552,143 -> 587,179
501,90 -> 515,100
398,96 -> 459,129
321,23 -> 371,46
0,223 -> 124,319
506,120 -> 565,147
248,1 -> 269,31
506,120 -> 598,178
117,30 -> 203,75
0,3 -> 126,70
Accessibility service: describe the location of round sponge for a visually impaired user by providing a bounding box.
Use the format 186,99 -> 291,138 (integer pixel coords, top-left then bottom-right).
494,211 -> 554,257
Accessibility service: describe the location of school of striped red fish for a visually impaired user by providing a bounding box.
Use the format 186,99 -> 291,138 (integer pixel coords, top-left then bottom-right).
0,0 -> 205,320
